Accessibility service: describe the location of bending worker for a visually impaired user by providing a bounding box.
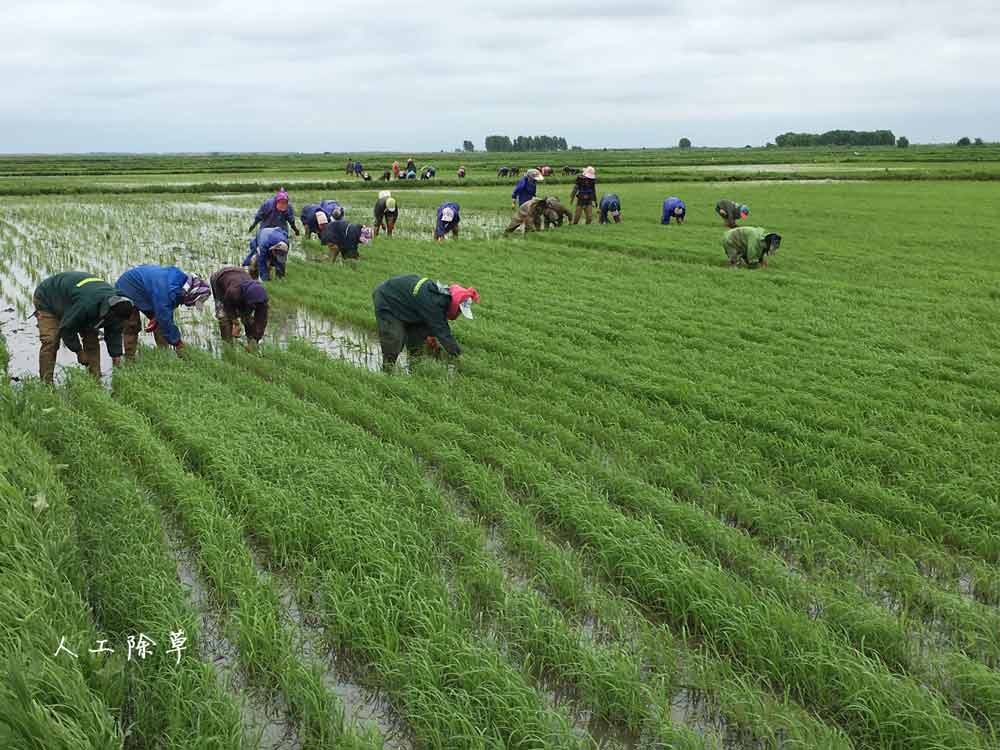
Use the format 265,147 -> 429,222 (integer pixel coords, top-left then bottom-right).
511,168 -> 543,209
372,274 -> 480,371
435,203 -> 460,241
661,197 -> 686,224
505,197 -> 548,234
321,216 -> 373,262
723,226 -> 782,268
249,189 -> 300,236
116,264 -> 211,358
300,199 -> 343,239
570,166 -> 598,224
210,266 -> 269,351
32,271 -> 134,383
598,193 -> 622,224
543,197 -> 572,228
373,191 -> 399,237
716,199 -> 749,228
244,226 -> 290,281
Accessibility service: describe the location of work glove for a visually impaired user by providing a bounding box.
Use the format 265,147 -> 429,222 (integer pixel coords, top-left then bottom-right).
144,318 -> 158,333
231,322 -> 242,338
173,340 -> 185,356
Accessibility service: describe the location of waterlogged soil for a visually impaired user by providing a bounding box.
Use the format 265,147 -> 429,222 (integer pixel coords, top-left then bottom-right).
159,511 -> 302,750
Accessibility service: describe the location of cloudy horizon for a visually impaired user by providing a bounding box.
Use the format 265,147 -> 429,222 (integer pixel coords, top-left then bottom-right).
2,0 -> 998,153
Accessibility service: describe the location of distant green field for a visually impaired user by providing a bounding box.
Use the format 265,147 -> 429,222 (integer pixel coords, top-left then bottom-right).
2,166 -> 999,749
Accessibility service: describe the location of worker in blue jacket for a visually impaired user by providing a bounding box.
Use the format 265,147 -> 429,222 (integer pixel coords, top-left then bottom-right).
661,197 -> 686,224
511,169 -> 543,209
300,200 -> 344,239
117,264 -> 211,357
598,193 -> 622,224
435,203 -> 461,241
243,227 -> 290,281
248,189 -> 300,235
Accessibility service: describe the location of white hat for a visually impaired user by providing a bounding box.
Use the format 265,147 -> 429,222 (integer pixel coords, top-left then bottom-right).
459,298 -> 474,319
378,190 -> 391,199
441,207 -> 455,222
272,241 -> 289,253
315,211 -> 329,226
582,166 -> 596,179
528,169 -> 544,181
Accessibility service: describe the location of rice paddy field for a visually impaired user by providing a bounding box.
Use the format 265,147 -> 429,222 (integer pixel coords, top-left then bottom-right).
1,149 -> 999,750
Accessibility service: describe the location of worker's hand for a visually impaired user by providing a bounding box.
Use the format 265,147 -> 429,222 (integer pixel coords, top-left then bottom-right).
112,356 -> 122,367
293,228 -> 301,236
231,322 -> 242,338
144,318 -> 158,333
173,340 -> 185,356
76,351 -> 89,366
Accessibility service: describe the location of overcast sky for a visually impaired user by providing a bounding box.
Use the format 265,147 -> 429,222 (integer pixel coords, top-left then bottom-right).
2,0 -> 998,152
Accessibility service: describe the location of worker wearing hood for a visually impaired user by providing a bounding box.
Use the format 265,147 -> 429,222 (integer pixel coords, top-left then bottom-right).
661,197 -> 686,225
210,266 -> 269,350
243,227 -> 290,281
373,191 -> 399,237
32,271 -> 134,383
512,169 -> 543,208
722,226 -> 782,268
116,264 -> 211,357
249,189 -> 300,235
372,274 -> 479,371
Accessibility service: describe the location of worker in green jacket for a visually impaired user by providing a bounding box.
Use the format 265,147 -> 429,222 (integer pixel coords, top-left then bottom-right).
372,275 -> 480,372
722,227 -> 782,268
32,272 -> 135,383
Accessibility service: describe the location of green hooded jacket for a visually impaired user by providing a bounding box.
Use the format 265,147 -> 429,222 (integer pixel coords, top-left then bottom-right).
722,227 -> 770,265
34,272 -> 127,356
372,275 -> 460,355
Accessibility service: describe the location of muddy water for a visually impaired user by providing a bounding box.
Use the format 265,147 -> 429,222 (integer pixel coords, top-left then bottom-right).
160,510 -> 302,750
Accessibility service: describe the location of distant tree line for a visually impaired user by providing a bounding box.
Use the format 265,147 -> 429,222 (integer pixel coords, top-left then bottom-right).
775,130 -> 896,147
484,135 -> 569,152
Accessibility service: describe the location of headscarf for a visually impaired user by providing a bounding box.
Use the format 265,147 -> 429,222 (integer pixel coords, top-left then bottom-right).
582,166 -> 596,179
447,285 -> 480,321
527,168 -> 544,181
440,207 -> 455,223
180,275 -> 211,309
275,189 -> 289,205
241,280 -> 268,306
359,226 -> 374,245
271,241 -> 289,254
385,197 -> 397,212
315,211 -> 329,227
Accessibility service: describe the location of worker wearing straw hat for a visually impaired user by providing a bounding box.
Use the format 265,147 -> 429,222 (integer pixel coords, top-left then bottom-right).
570,166 -> 598,224
511,168 -> 544,209
373,191 -> 399,237
116,264 -> 211,358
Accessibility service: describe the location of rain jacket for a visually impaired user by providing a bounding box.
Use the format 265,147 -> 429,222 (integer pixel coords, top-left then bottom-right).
249,196 -> 297,233
373,275 -> 460,355
243,227 -> 290,281
662,197 -> 686,224
210,267 -> 269,341
33,272 -> 126,356
512,176 -> 536,206
435,203 -> 460,238
544,198 -> 572,226
300,200 -> 342,233
115,264 -> 188,345
320,220 -> 364,259
598,194 -> 621,222
723,227 -> 770,265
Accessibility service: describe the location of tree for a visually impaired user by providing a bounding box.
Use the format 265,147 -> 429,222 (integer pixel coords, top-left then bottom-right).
775,129 -> 895,147
484,135 -> 513,152
463,140 -> 474,152
974,138 -> 984,146
957,137 -> 972,146
678,137 -> 692,149
897,136 -> 909,148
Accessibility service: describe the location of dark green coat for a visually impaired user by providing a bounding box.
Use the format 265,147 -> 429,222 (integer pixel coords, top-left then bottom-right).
34,272 -> 126,356
372,275 -> 460,355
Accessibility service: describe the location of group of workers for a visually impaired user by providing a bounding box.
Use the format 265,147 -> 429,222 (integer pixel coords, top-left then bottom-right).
30,169 -> 784,382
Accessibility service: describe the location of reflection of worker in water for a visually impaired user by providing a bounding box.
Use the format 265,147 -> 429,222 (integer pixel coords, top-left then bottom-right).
372,275 -> 479,372
210,266 -> 270,350
32,271 -> 134,383
722,226 -> 782,268
116,264 -> 211,358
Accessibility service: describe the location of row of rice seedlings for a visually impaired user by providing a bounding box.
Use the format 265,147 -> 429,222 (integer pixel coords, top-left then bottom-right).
264,264 -> 999,606
109,351 -> 587,750
193,347 -> 718,749
267,333 -> 1000,731
245,343 -> 990,750
243,340 -> 857,750
0,400 -> 123,748
13,378 -> 251,749
61,374 -> 386,750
